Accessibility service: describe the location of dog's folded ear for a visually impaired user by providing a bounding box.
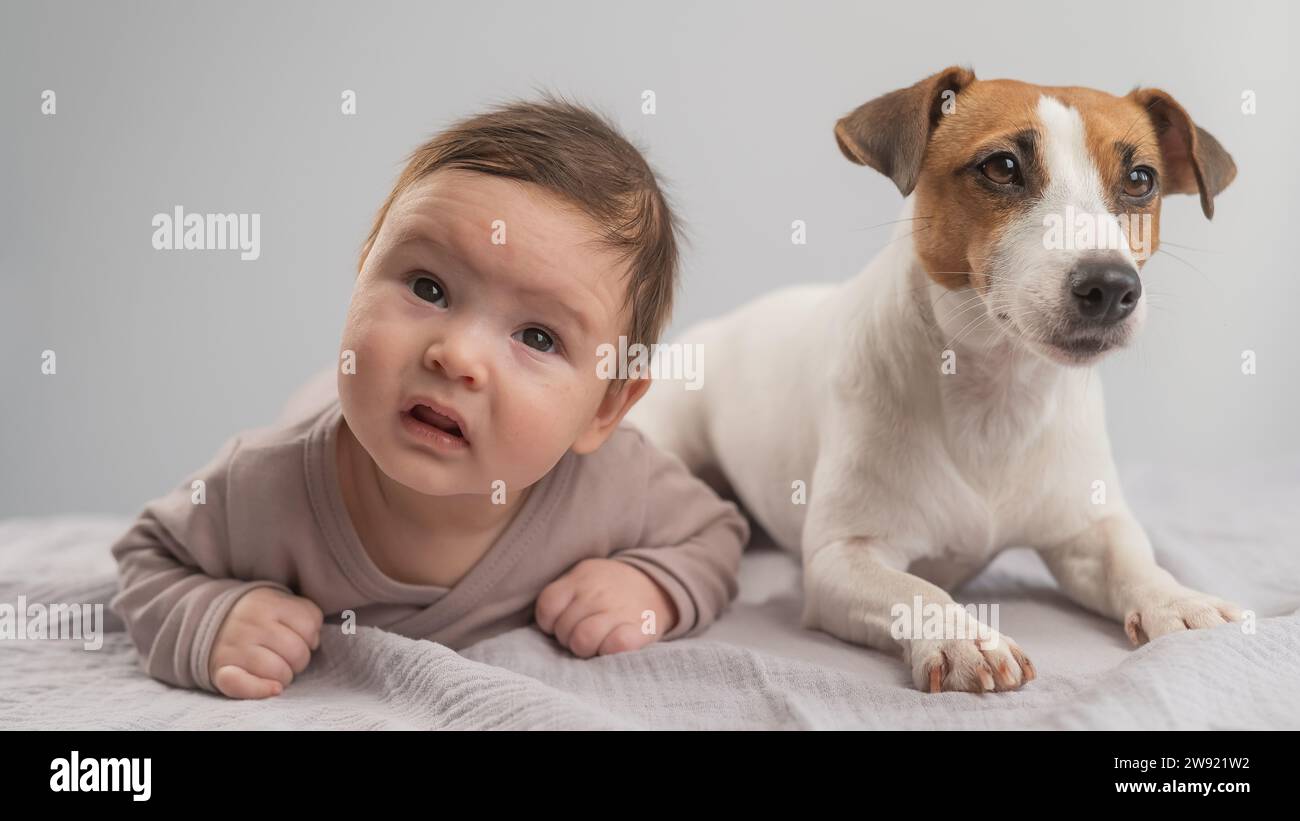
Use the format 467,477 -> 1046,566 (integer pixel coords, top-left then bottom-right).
835,66 -> 975,196
1127,88 -> 1236,219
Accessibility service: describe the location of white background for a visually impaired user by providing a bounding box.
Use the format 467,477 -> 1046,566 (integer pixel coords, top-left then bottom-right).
1,0 -> 1294,515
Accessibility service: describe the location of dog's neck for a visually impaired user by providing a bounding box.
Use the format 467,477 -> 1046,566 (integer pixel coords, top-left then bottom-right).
872,198 -> 1093,451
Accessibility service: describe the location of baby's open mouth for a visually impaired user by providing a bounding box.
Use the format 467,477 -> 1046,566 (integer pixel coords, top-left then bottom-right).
409,404 -> 466,440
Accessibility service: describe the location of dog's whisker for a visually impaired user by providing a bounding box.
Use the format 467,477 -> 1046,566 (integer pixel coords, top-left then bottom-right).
883,224 -> 935,248
941,294 -> 1000,327
935,290 -> 985,312
1157,240 -> 1223,255
955,313 -> 1006,351
1154,248 -> 1214,286
855,216 -> 936,233
1117,94 -> 1162,149
944,304 -> 1007,350
895,277 -> 978,297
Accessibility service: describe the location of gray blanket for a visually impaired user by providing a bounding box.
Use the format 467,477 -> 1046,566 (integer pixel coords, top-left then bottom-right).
2,459 -> 1298,729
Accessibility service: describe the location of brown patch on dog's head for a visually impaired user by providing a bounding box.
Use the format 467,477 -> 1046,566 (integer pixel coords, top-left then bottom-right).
1124,87 -> 1237,219
835,71 -> 1236,292
835,65 -> 975,197
835,69 -> 1237,366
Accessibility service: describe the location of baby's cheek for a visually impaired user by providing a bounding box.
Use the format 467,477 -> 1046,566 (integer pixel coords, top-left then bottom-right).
495,412 -> 570,480
484,390 -> 584,486
338,334 -> 381,406
339,332 -> 410,445
346,311 -> 413,380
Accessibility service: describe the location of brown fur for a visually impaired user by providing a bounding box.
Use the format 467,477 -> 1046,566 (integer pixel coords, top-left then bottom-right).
835,69 -> 1237,292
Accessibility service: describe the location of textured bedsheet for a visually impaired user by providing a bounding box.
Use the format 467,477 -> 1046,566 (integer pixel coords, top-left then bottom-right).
2,459 -> 1298,729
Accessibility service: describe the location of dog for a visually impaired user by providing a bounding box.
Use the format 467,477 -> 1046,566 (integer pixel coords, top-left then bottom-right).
627,67 -> 1242,693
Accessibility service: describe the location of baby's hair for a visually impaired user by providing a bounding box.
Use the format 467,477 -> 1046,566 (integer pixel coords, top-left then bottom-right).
359,93 -> 681,351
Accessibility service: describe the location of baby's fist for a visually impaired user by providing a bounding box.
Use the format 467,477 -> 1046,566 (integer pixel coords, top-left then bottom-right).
534,558 -> 678,658
209,587 -> 323,699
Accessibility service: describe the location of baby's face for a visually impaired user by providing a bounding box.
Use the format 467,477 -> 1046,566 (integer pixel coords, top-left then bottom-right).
339,169 -> 641,497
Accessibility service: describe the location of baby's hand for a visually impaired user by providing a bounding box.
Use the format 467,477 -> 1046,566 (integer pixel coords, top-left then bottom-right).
534,558 -> 679,658
208,587 -> 323,699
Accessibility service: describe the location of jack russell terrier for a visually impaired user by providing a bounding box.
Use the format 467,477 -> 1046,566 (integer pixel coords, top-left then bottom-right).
627,67 -> 1242,693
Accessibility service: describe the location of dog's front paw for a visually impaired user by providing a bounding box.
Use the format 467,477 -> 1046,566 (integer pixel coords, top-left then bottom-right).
905,630 -> 1036,694
1123,586 -> 1243,646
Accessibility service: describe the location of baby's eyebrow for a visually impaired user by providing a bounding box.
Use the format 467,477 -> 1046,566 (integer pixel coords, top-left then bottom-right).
513,282 -> 596,337
391,230 -> 597,337
391,231 -> 443,255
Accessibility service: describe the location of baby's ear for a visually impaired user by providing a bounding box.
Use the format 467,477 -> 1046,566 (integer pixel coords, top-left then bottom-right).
1127,88 -> 1237,219
834,65 -> 975,196
571,377 -> 651,455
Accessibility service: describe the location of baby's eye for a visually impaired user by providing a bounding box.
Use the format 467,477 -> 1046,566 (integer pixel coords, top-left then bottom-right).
515,326 -> 557,353
410,276 -> 447,307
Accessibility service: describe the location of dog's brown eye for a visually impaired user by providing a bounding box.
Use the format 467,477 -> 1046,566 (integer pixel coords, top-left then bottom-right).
979,153 -> 1022,186
1124,166 -> 1155,198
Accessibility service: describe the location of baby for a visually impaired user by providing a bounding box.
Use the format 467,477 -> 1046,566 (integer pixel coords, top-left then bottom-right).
110,98 -> 750,699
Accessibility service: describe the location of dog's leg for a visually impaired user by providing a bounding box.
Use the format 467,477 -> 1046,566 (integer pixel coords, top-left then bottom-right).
1037,513 -> 1244,646
802,538 -> 1036,692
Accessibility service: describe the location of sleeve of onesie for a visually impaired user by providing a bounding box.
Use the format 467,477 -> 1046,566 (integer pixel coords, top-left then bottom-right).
108,434 -> 293,694
608,428 -> 751,641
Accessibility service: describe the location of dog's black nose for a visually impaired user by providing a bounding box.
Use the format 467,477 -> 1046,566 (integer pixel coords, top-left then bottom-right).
1069,262 -> 1141,324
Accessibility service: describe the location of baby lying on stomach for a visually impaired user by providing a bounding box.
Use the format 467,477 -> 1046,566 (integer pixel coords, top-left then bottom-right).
110,97 -> 749,699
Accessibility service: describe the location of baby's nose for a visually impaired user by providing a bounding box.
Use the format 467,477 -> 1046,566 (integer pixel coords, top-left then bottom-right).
425,333 -> 490,386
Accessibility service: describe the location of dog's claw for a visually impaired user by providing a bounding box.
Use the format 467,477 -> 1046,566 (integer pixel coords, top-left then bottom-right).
1009,645 -> 1036,682
1124,611 -> 1145,646
1123,588 -> 1244,647
927,651 -> 950,693
991,659 -> 1016,690
912,630 -> 1033,693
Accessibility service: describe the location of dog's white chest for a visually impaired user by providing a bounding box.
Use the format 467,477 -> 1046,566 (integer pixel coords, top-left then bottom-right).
928,357 -> 1103,559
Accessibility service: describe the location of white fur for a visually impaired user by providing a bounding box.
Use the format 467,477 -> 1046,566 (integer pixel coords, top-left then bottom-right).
628,98 -> 1241,693
981,96 -> 1147,357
